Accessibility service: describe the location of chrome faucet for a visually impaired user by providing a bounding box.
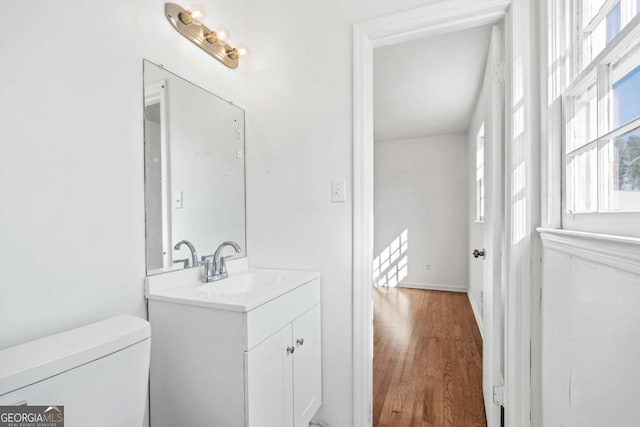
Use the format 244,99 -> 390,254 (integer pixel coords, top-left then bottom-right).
201,241 -> 241,282
174,240 -> 199,268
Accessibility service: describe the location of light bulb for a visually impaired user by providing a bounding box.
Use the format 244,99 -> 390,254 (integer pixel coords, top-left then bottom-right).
188,3 -> 207,22
235,44 -> 249,58
213,26 -> 230,43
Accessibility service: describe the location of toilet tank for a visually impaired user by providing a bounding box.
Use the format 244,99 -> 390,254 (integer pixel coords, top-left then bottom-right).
0,315 -> 151,427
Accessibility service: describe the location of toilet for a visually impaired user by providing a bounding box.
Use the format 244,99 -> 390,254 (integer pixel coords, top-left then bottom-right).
0,315 -> 151,426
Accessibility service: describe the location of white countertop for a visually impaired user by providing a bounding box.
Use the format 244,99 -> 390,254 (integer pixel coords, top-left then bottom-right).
145,265 -> 320,312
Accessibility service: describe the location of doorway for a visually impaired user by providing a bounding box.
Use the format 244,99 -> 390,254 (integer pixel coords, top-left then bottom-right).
371,22 -> 503,427
353,1 -> 511,426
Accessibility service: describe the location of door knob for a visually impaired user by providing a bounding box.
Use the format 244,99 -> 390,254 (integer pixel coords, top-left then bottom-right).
472,248 -> 486,259
286,346 -> 295,355
296,338 -> 304,346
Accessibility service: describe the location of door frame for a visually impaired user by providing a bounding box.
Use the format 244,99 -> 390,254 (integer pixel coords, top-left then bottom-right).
144,80 -> 172,269
352,1 -> 513,425
483,23 -> 506,427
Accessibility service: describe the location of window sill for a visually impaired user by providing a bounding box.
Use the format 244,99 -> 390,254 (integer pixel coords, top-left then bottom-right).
561,211 -> 640,238
537,228 -> 640,275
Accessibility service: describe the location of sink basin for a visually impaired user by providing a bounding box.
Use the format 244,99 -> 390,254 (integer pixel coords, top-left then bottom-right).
198,270 -> 287,295
145,267 -> 320,312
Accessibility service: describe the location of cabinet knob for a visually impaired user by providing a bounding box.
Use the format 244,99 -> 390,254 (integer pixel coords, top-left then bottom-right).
286,346 -> 295,355
296,338 -> 304,346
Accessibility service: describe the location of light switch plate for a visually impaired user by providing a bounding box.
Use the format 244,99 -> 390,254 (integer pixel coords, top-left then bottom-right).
332,180 -> 346,203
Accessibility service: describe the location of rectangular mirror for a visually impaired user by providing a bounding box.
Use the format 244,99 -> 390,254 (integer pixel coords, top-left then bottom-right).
143,60 -> 246,276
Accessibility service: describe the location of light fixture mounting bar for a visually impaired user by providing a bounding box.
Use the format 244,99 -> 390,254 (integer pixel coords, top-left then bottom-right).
165,2 -> 239,69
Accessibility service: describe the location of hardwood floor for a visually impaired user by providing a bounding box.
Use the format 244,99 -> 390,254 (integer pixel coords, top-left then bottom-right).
373,287 -> 485,427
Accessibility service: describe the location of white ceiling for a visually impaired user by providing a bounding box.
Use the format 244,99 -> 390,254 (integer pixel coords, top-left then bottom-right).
374,25 -> 492,142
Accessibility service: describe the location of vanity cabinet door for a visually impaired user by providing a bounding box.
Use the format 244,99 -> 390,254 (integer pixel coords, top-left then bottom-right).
292,304 -> 322,427
245,324 -> 294,427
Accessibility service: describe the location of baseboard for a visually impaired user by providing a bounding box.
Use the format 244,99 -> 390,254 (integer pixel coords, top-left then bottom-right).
467,291 -> 484,339
398,282 -> 468,293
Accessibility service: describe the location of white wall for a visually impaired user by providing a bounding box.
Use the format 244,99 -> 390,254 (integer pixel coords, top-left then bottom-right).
541,247 -> 640,426
373,135 -> 469,290
241,1 -> 442,425
0,0 -> 247,349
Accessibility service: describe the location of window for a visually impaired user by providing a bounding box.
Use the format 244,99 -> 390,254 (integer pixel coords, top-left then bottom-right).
476,123 -> 485,222
579,0 -> 640,69
564,0 -> 640,218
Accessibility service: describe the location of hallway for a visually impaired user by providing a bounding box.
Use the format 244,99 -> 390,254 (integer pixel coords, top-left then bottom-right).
373,288 -> 485,427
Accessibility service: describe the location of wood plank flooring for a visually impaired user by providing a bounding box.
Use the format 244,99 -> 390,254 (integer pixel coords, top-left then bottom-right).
373,287 -> 485,427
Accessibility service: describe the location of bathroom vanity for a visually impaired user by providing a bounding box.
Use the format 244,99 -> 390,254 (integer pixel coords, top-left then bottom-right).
145,265 -> 322,427
142,61 -> 321,426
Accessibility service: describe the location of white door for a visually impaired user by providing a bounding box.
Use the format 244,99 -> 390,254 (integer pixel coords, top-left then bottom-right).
245,325 -> 294,427
292,305 -> 322,427
481,24 -> 505,427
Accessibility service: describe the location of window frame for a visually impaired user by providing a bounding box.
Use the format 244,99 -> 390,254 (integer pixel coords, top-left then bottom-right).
476,122 -> 486,222
559,1 -> 640,236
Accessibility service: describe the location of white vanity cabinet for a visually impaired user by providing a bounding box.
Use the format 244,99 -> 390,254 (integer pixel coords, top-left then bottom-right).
245,304 -> 322,427
292,304 -> 322,426
147,271 -> 321,427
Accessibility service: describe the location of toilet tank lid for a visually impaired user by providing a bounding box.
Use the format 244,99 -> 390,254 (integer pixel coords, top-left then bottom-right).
0,315 -> 150,396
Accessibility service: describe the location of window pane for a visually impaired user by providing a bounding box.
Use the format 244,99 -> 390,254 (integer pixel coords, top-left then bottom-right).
600,127 -> 640,211
606,2 -> 621,43
567,84 -> 597,153
583,1 -> 621,65
587,18 -> 606,63
584,0 -> 608,26
613,64 -> 640,127
567,146 -> 598,212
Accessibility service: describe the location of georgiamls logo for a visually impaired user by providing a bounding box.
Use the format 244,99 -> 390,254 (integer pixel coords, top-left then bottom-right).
0,405 -> 64,426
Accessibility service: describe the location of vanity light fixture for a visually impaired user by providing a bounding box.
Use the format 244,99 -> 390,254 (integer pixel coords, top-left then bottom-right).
178,3 -> 206,25
165,3 -> 248,69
